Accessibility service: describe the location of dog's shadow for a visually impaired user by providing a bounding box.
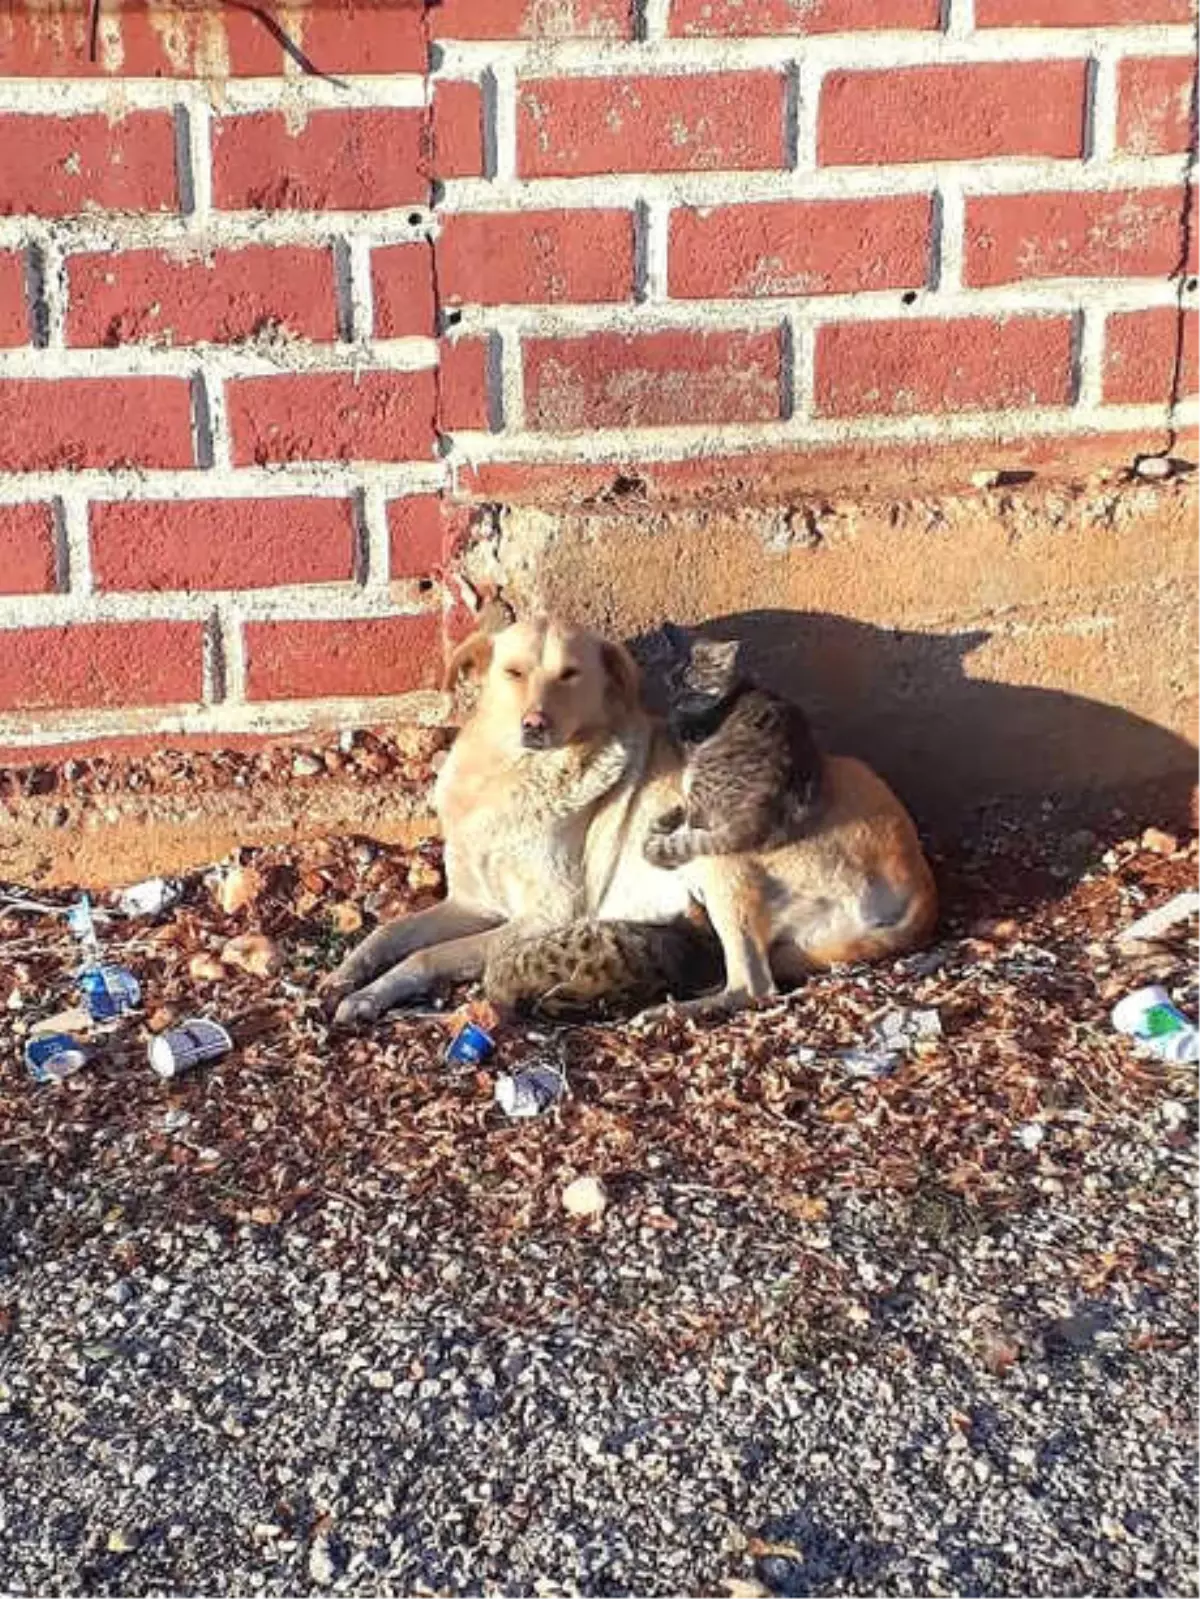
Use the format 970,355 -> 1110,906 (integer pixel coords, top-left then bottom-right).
630,609 -> 1196,839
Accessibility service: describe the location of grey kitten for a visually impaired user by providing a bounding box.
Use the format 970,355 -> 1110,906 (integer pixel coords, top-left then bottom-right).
643,623 -> 822,869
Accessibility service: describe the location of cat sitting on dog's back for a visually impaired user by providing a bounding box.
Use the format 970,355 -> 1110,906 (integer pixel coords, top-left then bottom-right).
641,622 -> 823,868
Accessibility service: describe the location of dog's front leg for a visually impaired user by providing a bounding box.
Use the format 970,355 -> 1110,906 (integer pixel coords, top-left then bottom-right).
332,927 -> 505,1027
321,900 -> 502,1014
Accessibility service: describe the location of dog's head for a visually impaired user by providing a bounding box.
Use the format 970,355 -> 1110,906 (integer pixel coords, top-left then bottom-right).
445,616 -> 640,752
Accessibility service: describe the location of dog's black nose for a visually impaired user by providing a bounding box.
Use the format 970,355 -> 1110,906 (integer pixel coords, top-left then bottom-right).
520,717 -> 551,749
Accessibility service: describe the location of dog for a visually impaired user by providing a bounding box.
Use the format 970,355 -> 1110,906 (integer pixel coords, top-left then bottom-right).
322,616 -> 937,1024
320,615 -> 649,1026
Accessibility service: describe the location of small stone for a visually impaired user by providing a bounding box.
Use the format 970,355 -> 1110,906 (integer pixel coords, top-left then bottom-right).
189,953 -> 226,983
221,934 -> 280,978
562,1176 -> 608,1218
308,1536 -> 337,1586
971,469 -> 1001,488
217,865 -> 264,916
407,857 -> 442,894
1134,454 -> 1171,479
1140,827 -> 1178,856
1015,1122 -> 1045,1151
106,1529 -> 139,1554
292,753 -> 323,778
329,902 -> 363,935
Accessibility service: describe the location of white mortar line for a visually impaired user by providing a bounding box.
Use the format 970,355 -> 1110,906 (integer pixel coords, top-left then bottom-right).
1076,305 -> 1108,408
431,26 -> 1195,77
438,155 -> 1189,210
943,0 -> 975,42
431,276 -> 1187,336
0,338 -> 438,379
0,689 -> 450,749
201,369 -> 233,470
359,482 -> 392,591
441,397 -> 1200,466
0,76 -> 428,112
487,60 -> 518,184
0,211 -> 435,253
639,199 -> 670,302
344,235 -> 377,342
0,463 -> 449,503
58,490 -> 93,596
35,228 -> 68,349
934,180 -> 965,293
217,603 -> 246,703
0,584 -> 443,629
639,0 -> 671,42
496,326 -> 526,431
183,96 -> 213,221
788,318 -> 815,421
1088,45 -> 1120,164
793,57 -> 821,173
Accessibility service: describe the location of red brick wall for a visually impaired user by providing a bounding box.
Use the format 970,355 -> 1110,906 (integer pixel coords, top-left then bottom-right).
0,0 -> 1195,753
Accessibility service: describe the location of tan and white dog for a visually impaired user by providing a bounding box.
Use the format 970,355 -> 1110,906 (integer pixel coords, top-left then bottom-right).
321,616 -> 937,1025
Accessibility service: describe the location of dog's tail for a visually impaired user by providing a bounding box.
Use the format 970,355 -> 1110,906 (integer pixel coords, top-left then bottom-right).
484,917 -> 723,1020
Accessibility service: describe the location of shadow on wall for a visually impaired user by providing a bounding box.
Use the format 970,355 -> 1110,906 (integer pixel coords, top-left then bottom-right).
631,609 -> 1198,832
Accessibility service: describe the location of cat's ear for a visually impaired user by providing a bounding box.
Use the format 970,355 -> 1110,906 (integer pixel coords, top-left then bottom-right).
695,637 -> 740,674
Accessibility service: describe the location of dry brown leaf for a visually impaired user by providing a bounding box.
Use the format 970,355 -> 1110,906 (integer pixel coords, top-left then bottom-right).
221,934 -> 280,978
189,953 -> 226,983
329,902 -> 364,935
217,865 -> 265,916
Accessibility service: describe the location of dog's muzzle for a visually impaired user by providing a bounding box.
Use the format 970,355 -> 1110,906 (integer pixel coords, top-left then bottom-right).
520,715 -> 552,750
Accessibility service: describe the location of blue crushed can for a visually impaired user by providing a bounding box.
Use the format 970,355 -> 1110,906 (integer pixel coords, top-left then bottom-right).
78,964 -> 141,1022
445,1021 -> 495,1066
25,1033 -> 90,1083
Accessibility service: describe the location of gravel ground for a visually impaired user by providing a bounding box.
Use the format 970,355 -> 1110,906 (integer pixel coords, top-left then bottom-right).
0,810 -> 1196,1597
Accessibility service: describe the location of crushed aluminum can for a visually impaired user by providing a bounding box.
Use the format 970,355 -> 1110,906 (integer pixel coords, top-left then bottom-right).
445,1021 -> 496,1066
118,877 -> 182,918
835,1046 -> 902,1081
25,1032 -> 90,1083
874,1007 -> 942,1051
148,1018 -> 233,1079
78,964 -> 142,1022
67,894 -> 101,953
494,1060 -> 568,1119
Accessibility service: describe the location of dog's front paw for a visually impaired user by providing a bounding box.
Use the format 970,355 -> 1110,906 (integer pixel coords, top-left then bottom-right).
332,990 -> 381,1029
318,971 -> 356,1018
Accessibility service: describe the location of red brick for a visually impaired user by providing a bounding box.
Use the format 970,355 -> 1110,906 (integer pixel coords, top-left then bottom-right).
438,339 -> 492,431
0,379 -> 194,470
670,196 -> 931,299
0,1 -> 279,77
0,251 -> 28,346
0,112 -> 176,216
518,73 -> 787,177
525,329 -> 783,431
815,316 -> 1074,416
0,620 -> 203,712
227,371 -> 436,465
1104,308 -> 1199,404
671,0 -> 938,32
0,503 -> 56,595
243,613 -> 442,701
432,0 -> 633,36
67,246 -> 337,347
388,496 -> 467,579
91,499 -> 356,592
976,0 -> 1192,22
212,110 -> 426,211
1117,58 -> 1196,158
437,210 -> 635,307
280,3 -> 427,75
430,82 -> 486,180
819,62 -> 1086,165
966,191 -> 1188,287
371,243 -> 436,339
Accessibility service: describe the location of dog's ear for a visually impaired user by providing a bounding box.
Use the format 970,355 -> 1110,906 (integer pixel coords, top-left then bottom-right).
444,630 -> 494,692
601,640 -> 641,710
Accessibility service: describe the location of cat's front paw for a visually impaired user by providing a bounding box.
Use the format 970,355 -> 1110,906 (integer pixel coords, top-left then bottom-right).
649,805 -> 685,836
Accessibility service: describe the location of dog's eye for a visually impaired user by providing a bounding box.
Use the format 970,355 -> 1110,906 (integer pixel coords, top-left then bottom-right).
559,667 -> 580,682
504,666 -> 524,681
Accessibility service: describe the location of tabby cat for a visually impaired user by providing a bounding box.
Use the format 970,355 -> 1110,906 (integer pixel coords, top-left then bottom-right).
643,624 -> 822,869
